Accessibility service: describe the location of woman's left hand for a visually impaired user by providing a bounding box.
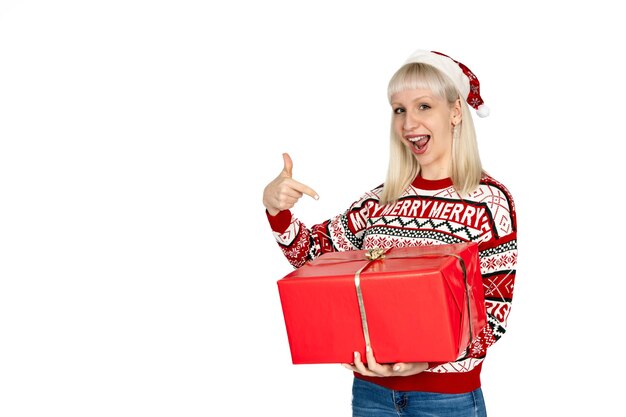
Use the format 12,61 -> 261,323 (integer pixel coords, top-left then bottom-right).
341,346 -> 428,377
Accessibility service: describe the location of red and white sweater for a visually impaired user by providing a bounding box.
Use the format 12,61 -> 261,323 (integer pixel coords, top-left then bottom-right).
267,174 -> 517,394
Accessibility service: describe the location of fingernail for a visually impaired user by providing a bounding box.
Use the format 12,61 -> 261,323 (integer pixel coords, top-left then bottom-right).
354,351 -> 359,358
393,365 -> 401,372
366,346 -> 371,353
314,195 -> 319,200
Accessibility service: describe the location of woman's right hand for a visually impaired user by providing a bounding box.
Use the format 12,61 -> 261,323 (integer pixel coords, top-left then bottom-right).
263,153 -> 319,216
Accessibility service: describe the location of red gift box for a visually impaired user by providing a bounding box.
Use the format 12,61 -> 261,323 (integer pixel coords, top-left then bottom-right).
276,242 -> 485,364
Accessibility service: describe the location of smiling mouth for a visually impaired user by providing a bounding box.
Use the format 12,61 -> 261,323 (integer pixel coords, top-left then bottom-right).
408,135 -> 430,150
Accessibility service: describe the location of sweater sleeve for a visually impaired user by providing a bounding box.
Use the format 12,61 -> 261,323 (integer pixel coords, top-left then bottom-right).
464,181 -> 518,359
266,190 -> 378,268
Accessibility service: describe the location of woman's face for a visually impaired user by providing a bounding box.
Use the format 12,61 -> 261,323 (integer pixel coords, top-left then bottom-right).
390,87 -> 461,180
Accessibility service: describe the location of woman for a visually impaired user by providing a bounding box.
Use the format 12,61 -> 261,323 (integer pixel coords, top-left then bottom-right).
263,49 -> 517,417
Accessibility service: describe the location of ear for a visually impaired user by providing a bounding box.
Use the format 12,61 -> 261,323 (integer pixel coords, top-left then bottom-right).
451,98 -> 462,126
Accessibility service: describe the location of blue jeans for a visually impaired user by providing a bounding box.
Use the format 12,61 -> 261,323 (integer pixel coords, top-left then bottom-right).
352,378 -> 487,417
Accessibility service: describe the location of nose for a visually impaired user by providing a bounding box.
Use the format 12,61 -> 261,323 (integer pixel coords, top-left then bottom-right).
403,111 -> 419,132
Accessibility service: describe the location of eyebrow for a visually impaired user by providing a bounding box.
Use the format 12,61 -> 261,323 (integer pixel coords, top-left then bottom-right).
391,95 -> 434,106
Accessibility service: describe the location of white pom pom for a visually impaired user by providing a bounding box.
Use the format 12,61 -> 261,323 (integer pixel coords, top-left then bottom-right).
476,104 -> 490,118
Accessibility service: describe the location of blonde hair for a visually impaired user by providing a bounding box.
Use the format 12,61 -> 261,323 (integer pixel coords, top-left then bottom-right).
380,63 -> 483,205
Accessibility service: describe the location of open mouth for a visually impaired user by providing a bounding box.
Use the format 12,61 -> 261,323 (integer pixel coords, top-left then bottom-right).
407,135 -> 430,151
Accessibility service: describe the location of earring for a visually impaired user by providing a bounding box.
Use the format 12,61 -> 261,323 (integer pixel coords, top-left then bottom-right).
453,124 -> 460,141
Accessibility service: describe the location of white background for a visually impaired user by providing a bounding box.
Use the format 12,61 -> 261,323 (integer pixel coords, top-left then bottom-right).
1,1 -> 623,416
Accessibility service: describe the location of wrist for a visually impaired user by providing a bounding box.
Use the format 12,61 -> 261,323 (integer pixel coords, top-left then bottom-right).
266,208 -> 280,216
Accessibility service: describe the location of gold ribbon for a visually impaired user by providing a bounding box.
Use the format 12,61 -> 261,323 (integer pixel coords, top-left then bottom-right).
354,248 -> 390,351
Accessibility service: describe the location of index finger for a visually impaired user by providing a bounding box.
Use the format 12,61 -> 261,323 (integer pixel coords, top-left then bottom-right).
290,179 -> 319,200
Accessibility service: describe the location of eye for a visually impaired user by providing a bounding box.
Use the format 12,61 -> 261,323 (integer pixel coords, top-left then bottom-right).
418,103 -> 431,110
393,107 -> 405,115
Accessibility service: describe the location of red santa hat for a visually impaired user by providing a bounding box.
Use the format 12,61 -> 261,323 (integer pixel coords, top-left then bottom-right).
403,50 -> 490,118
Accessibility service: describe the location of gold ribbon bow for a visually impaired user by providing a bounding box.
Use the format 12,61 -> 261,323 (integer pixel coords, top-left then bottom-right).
365,247 -> 386,261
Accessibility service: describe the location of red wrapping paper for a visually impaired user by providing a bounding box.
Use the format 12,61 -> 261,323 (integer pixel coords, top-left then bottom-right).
276,242 -> 485,364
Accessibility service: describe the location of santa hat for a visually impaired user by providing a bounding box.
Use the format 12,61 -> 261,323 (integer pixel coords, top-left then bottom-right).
403,50 -> 490,118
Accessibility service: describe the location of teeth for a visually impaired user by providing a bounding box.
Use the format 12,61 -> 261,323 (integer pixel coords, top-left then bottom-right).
407,135 -> 430,150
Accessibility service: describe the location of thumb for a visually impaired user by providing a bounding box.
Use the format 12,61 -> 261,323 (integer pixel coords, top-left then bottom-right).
281,152 -> 293,178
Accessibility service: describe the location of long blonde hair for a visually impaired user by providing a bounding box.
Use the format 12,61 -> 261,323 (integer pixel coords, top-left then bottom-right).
380,63 -> 483,205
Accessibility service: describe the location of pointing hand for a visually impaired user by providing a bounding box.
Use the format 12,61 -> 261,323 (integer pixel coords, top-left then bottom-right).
263,153 -> 319,216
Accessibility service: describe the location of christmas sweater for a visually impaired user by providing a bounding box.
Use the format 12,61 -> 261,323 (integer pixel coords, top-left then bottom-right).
267,174 -> 517,394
